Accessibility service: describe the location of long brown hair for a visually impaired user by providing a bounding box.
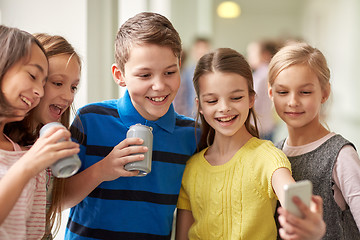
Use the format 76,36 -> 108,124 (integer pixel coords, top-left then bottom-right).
193,48 -> 259,151
4,33 -> 81,238
1,25 -> 47,146
34,33 -> 82,238
0,25 -> 47,119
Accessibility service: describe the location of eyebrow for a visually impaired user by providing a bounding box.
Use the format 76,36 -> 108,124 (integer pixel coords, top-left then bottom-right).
276,83 -> 315,88
135,63 -> 178,71
201,89 -> 245,97
165,64 -> 178,69
29,63 -> 46,74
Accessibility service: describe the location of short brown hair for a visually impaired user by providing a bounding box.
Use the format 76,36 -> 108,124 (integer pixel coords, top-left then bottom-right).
114,12 -> 182,74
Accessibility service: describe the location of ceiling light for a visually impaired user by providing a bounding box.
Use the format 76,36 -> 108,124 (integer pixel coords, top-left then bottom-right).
217,1 -> 241,19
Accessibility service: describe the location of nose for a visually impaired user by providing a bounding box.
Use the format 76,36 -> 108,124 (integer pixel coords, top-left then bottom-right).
34,81 -> 44,98
61,88 -> 75,104
151,76 -> 166,91
288,93 -> 299,107
219,99 -> 231,113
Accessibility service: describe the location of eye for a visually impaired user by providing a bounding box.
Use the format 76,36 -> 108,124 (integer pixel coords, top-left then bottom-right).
29,72 -> 36,80
231,96 -> 243,101
206,99 -> 217,104
165,71 -> 176,76
277,90 -> 288,95
72,85 -> 78,92
52,81 -> 63,87
301,91 -> 312,95
139,73 -> 151,78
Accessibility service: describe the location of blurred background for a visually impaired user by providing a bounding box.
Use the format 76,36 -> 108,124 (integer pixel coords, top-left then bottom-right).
1,0 -> 359,238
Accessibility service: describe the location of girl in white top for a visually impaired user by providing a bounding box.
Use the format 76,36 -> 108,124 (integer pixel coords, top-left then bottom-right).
7,33 -> 82,239
0,25 -> 80,239
268,42 -> 360,239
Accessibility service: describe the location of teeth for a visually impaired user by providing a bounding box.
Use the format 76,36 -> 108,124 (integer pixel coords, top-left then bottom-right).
20,96 -> 31,107
150,96 -> 166,102
218,116 -> 235,122
53,104 -> 63,110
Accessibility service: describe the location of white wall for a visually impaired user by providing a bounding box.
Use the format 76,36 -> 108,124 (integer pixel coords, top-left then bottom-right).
0,1 -> 87,239
302,0 -> 360,148
0,0 -> 88,112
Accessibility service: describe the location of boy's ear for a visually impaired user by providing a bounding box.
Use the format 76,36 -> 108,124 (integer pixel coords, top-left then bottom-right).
112,64 -> 126,87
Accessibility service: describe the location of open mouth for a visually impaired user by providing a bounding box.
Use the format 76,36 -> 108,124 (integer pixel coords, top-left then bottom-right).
216,115 -> 238,122
147,95 -> 168,103
49,104 -> 64,116
20,96 -> 32,107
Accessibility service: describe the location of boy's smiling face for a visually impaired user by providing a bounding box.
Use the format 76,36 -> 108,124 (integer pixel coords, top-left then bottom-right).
113,43 -> 181,121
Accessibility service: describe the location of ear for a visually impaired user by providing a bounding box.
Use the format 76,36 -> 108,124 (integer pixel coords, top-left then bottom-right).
112,64 -> 126,87
249,93 -> 255,109
268,85 -> 274,101
196,97 -> 203,115
321,83 -> 331,104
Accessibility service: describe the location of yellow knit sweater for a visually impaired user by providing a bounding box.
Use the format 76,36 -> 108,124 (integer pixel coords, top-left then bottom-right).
177,137 -> 291,240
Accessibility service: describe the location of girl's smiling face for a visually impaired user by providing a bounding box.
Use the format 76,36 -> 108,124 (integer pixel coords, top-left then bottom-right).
269,64 -> 329,131
198,71 -> 254,138
33,54 -> 80,124
1,43 -> 48,121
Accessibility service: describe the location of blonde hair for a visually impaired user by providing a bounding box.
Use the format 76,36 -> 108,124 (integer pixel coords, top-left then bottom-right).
268,42 -> 331,123
268,42 -> 330,91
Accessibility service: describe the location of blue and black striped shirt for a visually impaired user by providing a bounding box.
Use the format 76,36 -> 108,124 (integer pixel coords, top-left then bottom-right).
65,91 -> 198,240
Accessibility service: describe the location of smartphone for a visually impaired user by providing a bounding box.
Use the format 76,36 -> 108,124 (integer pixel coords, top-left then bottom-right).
283,180 -> 312,218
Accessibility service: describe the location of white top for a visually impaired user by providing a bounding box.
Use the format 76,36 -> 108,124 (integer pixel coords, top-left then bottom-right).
282,132 -> 360,230
253,64 -> 277,135
0,135 -> 47,240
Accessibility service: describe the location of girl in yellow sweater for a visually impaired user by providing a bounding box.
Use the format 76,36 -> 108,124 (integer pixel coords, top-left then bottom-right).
176,48 -> 324,240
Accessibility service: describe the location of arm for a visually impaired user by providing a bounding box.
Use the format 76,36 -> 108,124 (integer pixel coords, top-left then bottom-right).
333,145 -> 360,230
175,209 -> 194,240
0,127 -> 79,224
62,137 -> 148,209
272,168 -> 325,240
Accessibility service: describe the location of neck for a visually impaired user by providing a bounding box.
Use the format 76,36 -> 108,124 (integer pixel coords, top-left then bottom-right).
206,127 -> 253,165
287,121 -> 330,146
0,122 -> 13,151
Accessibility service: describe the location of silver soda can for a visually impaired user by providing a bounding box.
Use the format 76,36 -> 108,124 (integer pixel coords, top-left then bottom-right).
39,122 -> 81,178
124,124 -> 153,176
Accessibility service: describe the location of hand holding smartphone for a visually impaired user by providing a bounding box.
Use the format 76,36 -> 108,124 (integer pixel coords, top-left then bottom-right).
283,180 -> 313,218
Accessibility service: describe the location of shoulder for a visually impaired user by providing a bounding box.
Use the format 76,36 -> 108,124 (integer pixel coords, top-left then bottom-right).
331,134 -> 356,151
245,138 -> 289,166
78,99 -> 119,117
186,150 -> 203,166
175,113 -> 197,127
182,151 -> 205,177
247,138 -> 286,156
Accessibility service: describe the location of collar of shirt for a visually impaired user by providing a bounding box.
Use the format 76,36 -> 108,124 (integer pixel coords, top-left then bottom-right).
117,90 -> 176,134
